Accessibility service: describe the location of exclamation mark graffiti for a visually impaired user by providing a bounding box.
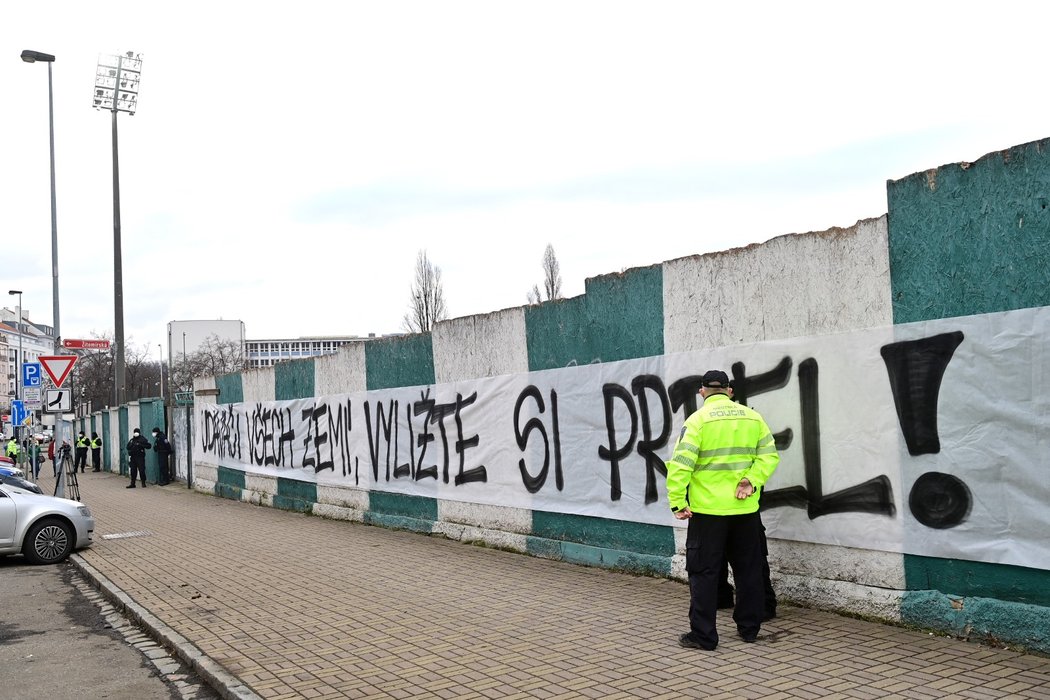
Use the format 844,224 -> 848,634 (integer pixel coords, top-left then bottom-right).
880,331 -> 972,529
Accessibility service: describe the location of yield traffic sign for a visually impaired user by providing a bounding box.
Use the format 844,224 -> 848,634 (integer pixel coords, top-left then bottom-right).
39,355 -> 78,388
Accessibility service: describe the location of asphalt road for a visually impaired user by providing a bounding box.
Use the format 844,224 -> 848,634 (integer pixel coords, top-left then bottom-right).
0,555 -> 218,700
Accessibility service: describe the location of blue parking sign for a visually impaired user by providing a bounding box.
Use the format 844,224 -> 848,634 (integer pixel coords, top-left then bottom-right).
22,362 -> 41,388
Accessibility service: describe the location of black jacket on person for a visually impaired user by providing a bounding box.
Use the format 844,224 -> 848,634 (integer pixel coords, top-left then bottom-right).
126,434 -> 151,467
152,430 -> 173,456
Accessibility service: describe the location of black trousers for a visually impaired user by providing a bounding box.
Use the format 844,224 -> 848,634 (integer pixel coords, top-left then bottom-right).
74,448 -> 88,471
686,511 -> 765,648
91,448 -> 101,470
718,523 -> 777,617
129,457 -> 146,485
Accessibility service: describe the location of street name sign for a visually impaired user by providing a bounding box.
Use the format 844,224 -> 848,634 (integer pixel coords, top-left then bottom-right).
63,339 -> 111,350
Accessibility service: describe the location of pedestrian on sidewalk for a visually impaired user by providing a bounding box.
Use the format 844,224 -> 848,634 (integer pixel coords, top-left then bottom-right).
48,439 -> 56,477
152,427 -> 173,485
90,432 -> 103,472
126,428 -> 151,489
74,431 -> 90,473
6,436 -> 20,463
666,369 -> 780,651
29,438 -> 42,479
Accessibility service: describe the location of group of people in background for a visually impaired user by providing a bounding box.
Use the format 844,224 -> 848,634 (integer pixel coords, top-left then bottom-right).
2,427 -> 174,487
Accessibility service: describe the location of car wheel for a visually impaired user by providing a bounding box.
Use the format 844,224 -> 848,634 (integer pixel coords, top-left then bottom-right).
22,518 -> 74,565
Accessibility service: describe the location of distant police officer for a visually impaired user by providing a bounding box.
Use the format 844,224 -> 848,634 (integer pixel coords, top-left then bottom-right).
667,370 -> 780,651
90,432 -> 103,472
74,431 -> 90,473
126,428 -> 151,488
152,427 -> 173,485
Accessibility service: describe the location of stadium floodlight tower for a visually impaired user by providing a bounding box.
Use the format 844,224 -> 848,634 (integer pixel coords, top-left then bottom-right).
93,51 -> 142,407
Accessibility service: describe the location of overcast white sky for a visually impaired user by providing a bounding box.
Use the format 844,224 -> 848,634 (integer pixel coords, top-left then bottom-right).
2,1 -> 1047,360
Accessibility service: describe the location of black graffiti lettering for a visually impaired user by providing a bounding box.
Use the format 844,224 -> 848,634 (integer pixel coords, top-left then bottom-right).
326,400 -> 353,479
631,375 -> 671,504
431,399 -> 456,484
201,405 -> 242,461
304,403 -> 332,473
452,392 -> 486,485
597,384 -> 637,501
909,471 -> 972,528
668,375 -> 703,415
881,331 -> 971,529
880,332 -> 964,456
394,402 -> 413,479
731,357 -> 794,451
514,386 -> 564,494
364,399 -> 397,481
275,408 -> 295,468
762,358 -> 896,518
300,404 -> 316,470
413,391 -> 438,480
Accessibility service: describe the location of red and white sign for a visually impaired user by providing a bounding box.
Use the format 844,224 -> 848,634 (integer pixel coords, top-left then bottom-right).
63,338 -> 111,349
39,355 -> 78,388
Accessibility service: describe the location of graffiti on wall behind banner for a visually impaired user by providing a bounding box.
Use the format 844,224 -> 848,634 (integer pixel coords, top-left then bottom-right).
197,306 -> 1050,570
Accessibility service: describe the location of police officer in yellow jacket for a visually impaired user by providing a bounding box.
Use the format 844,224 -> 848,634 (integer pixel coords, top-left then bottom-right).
74,431 -> 90,473
666,369 -> 779,650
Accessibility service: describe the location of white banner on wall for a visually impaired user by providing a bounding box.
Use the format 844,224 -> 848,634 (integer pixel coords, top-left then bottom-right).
197,306 -> 1050,570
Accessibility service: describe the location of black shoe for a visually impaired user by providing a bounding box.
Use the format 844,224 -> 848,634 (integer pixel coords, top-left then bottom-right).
92,469 -> 100,472
678,633 -> 716,651
140,483 -> 146,488
126,484 -> 136,489
738,630 -> 758,643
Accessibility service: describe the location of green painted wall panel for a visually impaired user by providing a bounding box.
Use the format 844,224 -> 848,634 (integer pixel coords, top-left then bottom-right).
903,554 -> 1050,607
901,590 -> 1050,654
101,413 -> 111,473
216,465 -> 245,501
275,359 -> 316,400
887,138 -> 1050,324
368,491 -> 438,521
137,399 -> 166,483
275,477 -> 317,513
524,266 -> 663,371
364,333 -> 435,390
215,373 -> 244,405
531,510 -> 675,557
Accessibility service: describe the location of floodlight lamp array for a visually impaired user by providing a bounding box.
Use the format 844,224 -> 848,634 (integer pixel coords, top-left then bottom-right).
93,51 -> 142,114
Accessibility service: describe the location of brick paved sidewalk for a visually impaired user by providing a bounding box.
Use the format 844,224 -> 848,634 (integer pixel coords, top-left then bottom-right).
39,469 -> 1050,700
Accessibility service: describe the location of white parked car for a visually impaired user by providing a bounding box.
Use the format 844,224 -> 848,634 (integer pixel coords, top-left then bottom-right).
0,485 -> 95,564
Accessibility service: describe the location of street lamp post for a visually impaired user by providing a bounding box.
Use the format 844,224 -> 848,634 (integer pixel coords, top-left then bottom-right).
93,52 -> 142,407
20,50 -> 61,354
8,291 -> 23,461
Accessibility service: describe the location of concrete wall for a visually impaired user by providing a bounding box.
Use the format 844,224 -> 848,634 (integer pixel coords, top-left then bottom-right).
88,137 -> 1050,654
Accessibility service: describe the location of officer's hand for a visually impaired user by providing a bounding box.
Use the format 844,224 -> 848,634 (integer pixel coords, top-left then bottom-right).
673,507 -> 692,520
735,479 -> 756,499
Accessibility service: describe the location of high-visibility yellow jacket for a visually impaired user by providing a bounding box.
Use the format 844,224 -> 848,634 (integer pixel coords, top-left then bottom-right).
76,436 -> 90,449
90,438 -> 102,449
666,393 -> 779,516
5,440 -> 19,457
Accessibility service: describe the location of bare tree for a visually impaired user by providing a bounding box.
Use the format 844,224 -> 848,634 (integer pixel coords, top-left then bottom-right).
70,333 -> 163,410
169,334 -> 246,392
527,243 -> 563,303
403,250 -> 448,333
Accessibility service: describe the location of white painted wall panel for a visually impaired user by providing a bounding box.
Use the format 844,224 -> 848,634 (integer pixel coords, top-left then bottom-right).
663,217 -> 892,352
314,343 -> 367,396
433,308 -> 529,383
241,367 -> 276,403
